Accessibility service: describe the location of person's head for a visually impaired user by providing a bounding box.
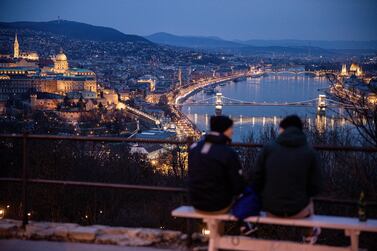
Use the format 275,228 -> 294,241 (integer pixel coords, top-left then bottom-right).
210,115 -> 234,139
279,115 -> 303,134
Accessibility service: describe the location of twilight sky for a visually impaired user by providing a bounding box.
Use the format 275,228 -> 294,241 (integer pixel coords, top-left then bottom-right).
1,0 -> 376,41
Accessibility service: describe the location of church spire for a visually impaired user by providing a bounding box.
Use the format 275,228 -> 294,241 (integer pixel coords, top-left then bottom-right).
13,33 -> 19,58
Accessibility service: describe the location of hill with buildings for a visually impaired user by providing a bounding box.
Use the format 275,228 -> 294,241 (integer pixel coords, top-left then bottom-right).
0,20 -> 151,44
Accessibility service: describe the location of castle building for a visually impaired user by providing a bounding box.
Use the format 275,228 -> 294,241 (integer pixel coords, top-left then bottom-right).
0,34 -> 97,98
53,50 -> 69,73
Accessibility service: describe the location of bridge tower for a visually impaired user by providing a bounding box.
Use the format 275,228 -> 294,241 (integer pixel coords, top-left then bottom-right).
317,94 -> 326,116
215,92 -> 223,116
136,119 -> 140,132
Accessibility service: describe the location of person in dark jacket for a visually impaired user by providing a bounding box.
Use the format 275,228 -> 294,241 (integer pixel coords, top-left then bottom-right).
188,115 -> 245,213
252,115 -> 323,216
251,115 -> 323,243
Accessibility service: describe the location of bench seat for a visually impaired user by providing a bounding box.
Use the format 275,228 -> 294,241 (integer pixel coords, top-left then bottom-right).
172,206 -> 377,251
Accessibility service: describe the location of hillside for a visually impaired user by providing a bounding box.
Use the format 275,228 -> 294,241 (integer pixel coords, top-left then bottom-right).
146,32 -> 245,49
146,32 -> 333,55
0,20 -> 151,44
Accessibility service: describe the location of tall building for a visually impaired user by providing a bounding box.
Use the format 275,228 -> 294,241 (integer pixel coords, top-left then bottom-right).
13,34 -> 19,58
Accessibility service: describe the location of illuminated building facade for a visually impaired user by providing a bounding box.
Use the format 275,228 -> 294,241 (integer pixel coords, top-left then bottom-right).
349,63 -> 363,77
339,63 -> 363,78
0,34 -> 97,97
53,51 -> 69,73
13,34 -> 39,61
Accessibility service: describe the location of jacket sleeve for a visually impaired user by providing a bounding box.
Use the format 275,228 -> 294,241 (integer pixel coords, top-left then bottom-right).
251,146 -> 267,193
227,150 -> 245,196
307,151 -> 323,197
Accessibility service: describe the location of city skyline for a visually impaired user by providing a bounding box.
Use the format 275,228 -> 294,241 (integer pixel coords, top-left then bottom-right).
1,0 -> 377,41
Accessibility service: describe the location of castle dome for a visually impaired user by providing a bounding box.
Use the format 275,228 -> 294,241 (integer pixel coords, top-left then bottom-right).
56,52 -> 67,61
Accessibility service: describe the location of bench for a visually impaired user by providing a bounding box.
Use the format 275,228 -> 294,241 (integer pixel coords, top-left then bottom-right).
172,206 -> 377,251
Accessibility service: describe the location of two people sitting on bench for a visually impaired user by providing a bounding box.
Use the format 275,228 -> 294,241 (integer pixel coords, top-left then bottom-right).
188,115 -> 323,243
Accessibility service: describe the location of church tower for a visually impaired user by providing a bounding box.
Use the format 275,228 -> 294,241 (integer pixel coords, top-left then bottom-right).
340,64 -> 348,77
13,33 -> 20,58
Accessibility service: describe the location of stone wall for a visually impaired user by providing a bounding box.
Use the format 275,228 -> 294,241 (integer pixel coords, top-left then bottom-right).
0,219 -> 186,248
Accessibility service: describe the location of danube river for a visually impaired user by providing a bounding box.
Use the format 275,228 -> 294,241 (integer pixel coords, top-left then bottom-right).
182,73 -> 346,142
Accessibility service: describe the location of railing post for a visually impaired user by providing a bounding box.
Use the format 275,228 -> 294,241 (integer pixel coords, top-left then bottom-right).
22,133 -> 29,227
185,137 -> 194,247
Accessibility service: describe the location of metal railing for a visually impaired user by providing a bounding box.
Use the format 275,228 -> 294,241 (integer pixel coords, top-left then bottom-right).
0,133 -> 377,227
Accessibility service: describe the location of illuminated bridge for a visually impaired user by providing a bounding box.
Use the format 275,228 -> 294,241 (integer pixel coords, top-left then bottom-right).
180,93 -> 347,109
267,70 -> 334,76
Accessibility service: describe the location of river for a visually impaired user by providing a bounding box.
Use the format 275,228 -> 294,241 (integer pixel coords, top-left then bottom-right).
182,73 -> 347,142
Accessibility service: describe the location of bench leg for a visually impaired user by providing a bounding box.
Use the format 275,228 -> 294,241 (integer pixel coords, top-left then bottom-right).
204,219 -> 220,251
345,230 -> 360,251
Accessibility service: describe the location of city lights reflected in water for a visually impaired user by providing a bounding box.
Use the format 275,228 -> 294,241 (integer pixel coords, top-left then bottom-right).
182,74 -> 349,141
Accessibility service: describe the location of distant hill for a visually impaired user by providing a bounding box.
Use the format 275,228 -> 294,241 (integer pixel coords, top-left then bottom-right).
0,20 -> 151,44
146,32 -> 334,55
236,39 -> 377,50
146,32 -> 246,49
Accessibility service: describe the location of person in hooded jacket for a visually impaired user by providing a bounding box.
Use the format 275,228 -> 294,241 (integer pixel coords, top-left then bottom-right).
188,115 -> 245,214
251,115 -> 323,243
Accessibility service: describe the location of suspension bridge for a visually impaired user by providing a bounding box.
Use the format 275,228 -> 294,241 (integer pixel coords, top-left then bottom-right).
180,93 -> 350,115
267,70 -> 332,76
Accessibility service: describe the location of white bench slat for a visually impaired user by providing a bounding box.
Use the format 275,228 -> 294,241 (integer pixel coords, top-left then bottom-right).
172,206 -> 377,233
218,236 -> 352,251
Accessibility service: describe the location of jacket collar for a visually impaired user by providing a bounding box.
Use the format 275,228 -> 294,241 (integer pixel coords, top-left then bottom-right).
204,131 -> 231,144
276,127 -> 307,147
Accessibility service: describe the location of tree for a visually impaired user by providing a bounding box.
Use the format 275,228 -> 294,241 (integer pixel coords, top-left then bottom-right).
77,96 -> 85,110
63,96 -> 70,107
326,74 -> 377,147
158,95 -> 168,105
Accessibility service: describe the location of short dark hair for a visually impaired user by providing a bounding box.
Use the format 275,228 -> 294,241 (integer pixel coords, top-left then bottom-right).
279,115 -> 303,130
210,115 -> 233,133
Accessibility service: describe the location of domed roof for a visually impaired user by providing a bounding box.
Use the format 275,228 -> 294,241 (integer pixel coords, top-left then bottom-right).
350,63 -> 359,72
56,52 -> 67,61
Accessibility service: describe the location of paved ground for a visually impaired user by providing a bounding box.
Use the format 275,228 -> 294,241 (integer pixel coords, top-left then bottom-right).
0,239 -> 178,251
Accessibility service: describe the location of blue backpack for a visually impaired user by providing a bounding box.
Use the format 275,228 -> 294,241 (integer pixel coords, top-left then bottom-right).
232,186 -> 262,220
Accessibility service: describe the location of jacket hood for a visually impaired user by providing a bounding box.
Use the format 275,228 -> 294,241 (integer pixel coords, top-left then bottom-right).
204,131 -> 231,144
276,127 -> 307,147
